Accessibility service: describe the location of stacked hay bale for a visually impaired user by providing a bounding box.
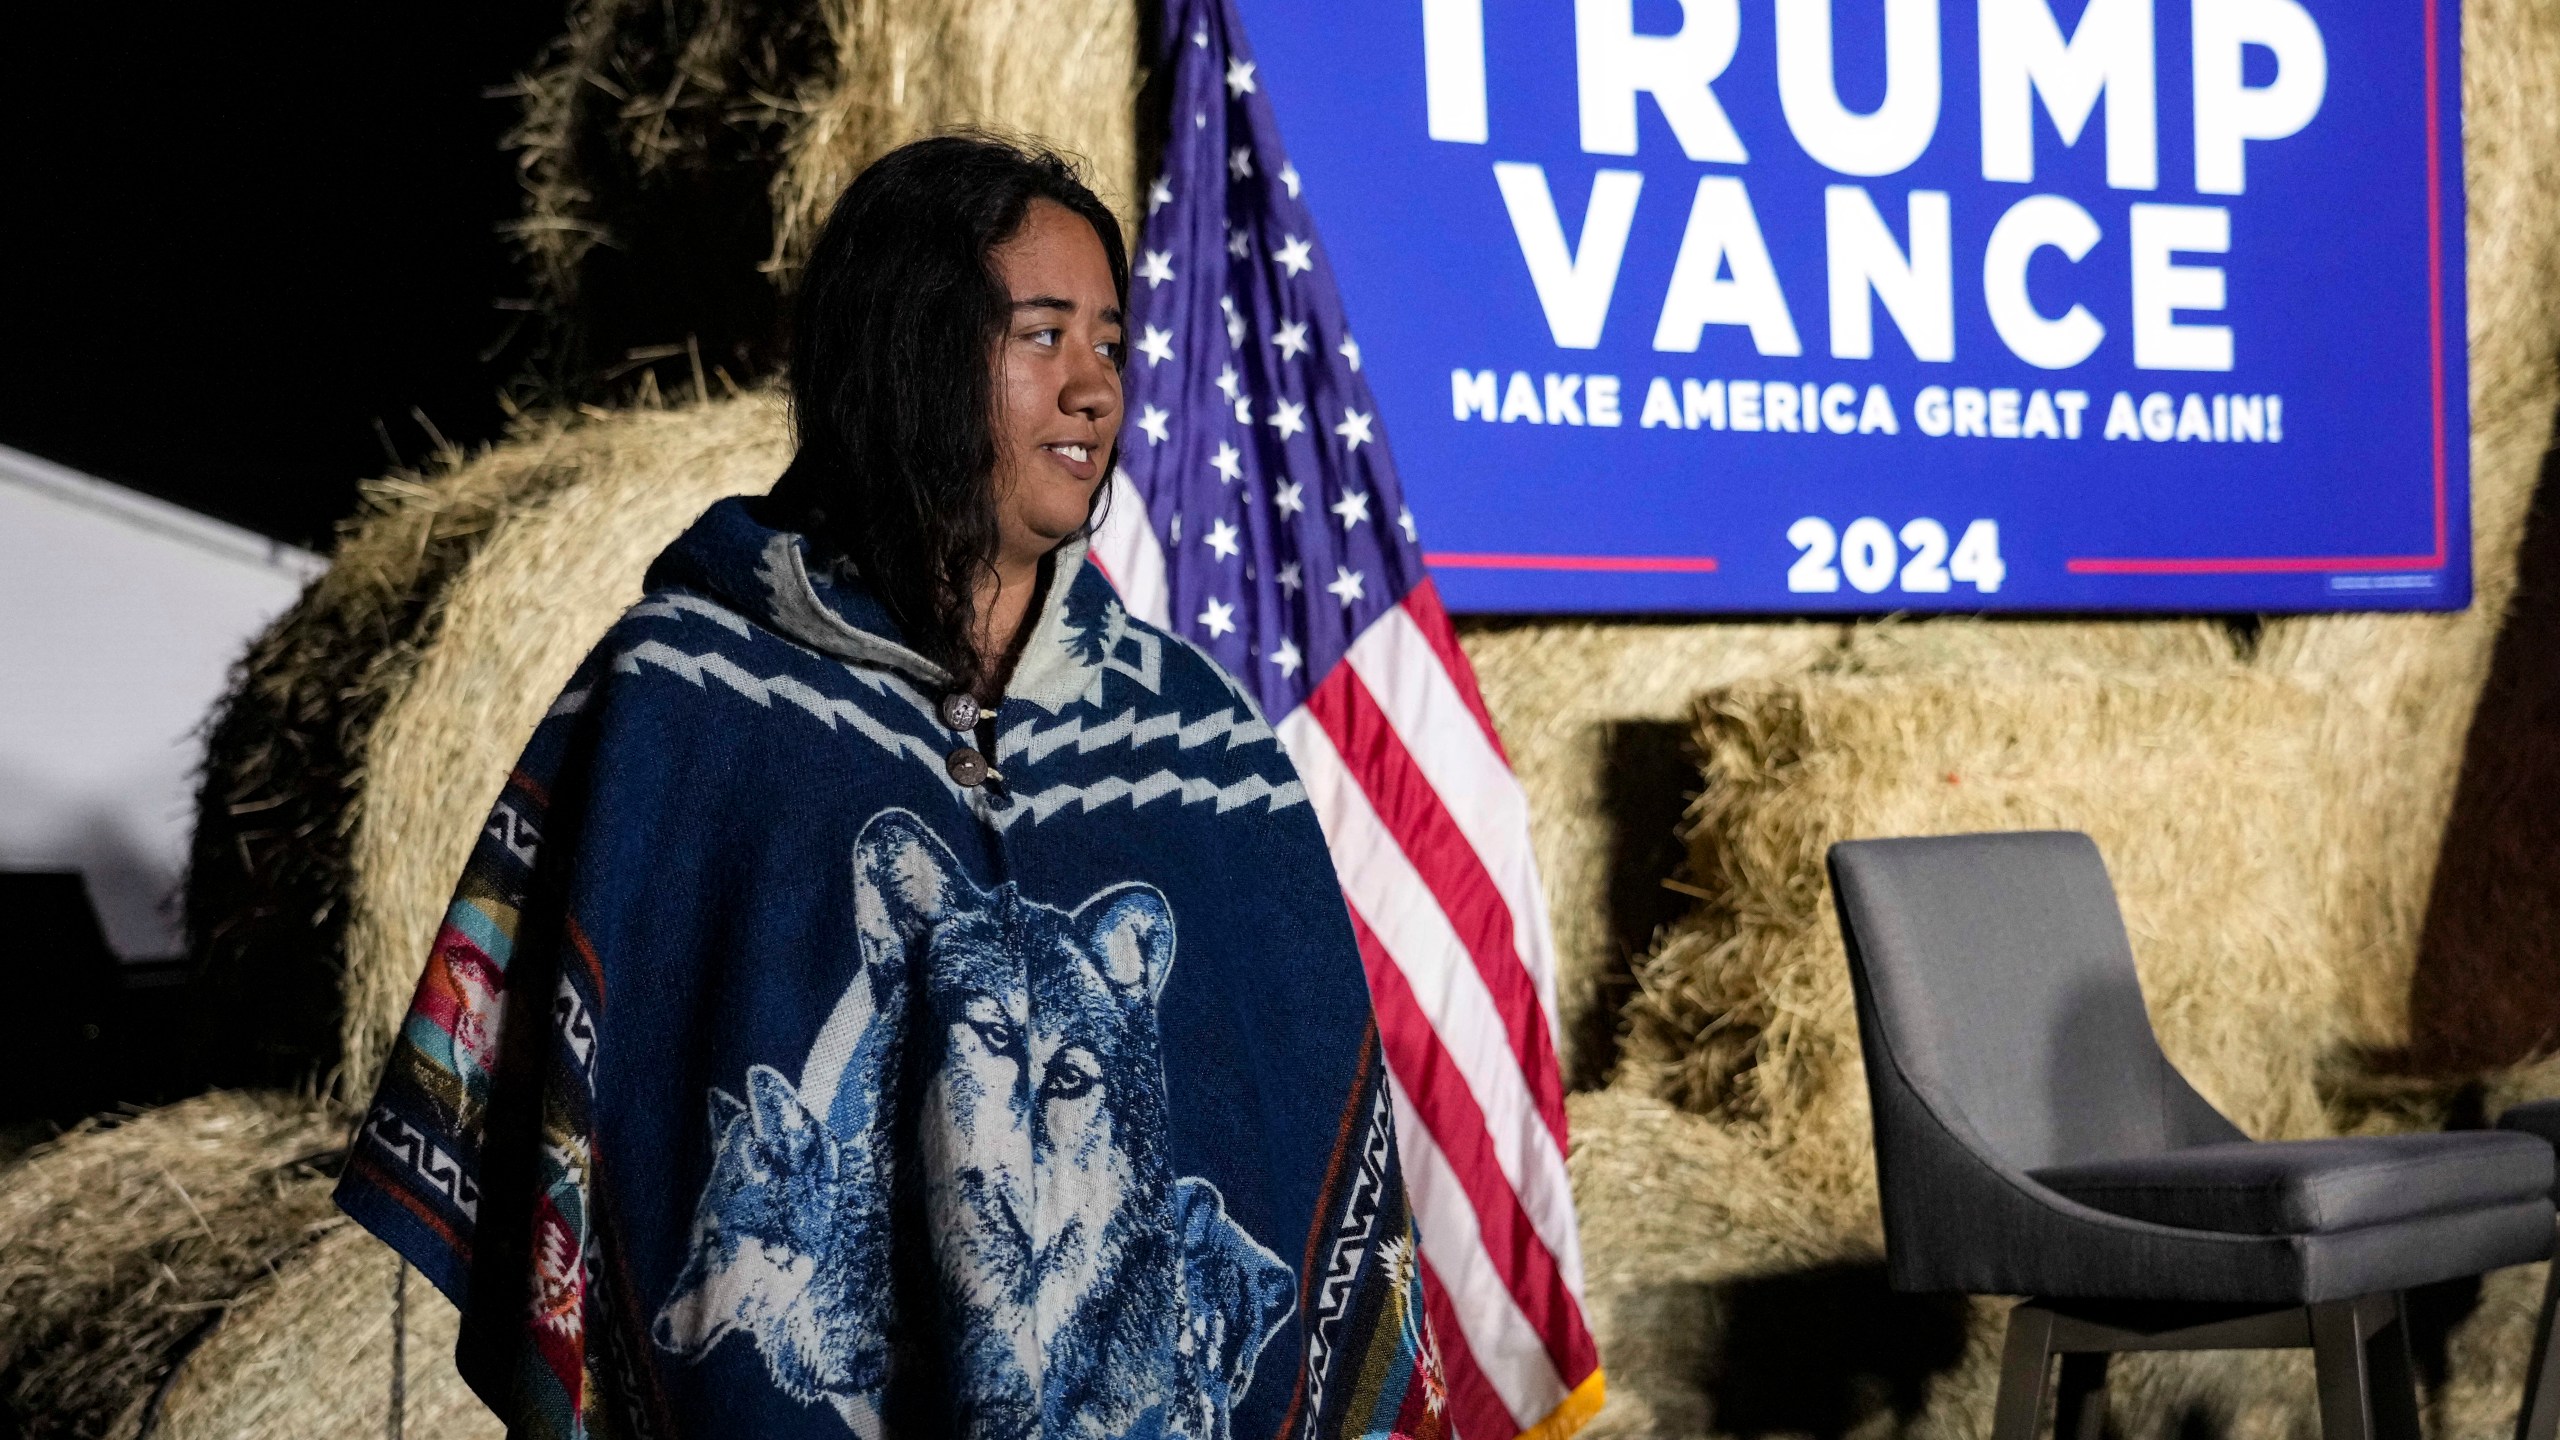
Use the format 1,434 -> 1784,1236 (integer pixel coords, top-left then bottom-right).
1458,620 -> 1848,1084
764,0 -> 1143,273
1468,617 -> 2249,1086
504,0 -> 1137,398
140,1226 -> 496,1440
0,1093 -> 342,1439
338,396 -> 791,1089
187,416 -> 614,1086
504,0 -> 830,392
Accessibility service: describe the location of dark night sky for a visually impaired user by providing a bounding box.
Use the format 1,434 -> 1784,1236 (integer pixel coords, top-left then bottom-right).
0,4 -> 567,548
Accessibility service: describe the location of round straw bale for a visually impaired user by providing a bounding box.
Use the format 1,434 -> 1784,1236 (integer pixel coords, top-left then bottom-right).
340,394 -> 790,1094
1565,1086 -> 1862,1439
502,0 -> 1143,393
139,1227 -> 495,1440
187,415 -> 607,1086
0,1092 -> 342,1438
768,0 -> 1142,280
504,0 -> 832,393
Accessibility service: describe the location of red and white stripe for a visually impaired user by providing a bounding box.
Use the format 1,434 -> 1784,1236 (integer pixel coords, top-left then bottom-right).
1092,477 -> 1599,1440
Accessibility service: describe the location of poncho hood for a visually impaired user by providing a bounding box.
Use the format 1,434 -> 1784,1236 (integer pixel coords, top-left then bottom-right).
648,496 -> 1111,714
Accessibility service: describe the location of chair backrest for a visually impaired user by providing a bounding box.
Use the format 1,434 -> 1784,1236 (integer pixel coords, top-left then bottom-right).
1829,831 -> 2240,1175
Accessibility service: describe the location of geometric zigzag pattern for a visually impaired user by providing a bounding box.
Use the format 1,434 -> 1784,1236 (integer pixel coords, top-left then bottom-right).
612,638 -> 1307,829
996,706 -> 1278,765
615,638 -> 951,768
1000,770 -> 1307,825
364,1106 -> 482,1221
1300,1079 -> 1397,1429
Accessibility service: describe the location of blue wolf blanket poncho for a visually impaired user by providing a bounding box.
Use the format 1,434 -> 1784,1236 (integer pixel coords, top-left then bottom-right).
336,497 -> 1450,1440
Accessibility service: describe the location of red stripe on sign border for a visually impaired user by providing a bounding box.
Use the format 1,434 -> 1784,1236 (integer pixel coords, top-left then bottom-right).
1309,668 -> 1571,1152
2067,553 -> 2443,575
2426,0 -> 2449,564
1350,908 -> 1599,1391
2067,2 -> 2453,580
1426,552 -> 1719,573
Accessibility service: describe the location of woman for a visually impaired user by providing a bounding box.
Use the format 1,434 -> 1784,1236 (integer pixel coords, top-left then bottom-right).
336,135 -> 1448,1440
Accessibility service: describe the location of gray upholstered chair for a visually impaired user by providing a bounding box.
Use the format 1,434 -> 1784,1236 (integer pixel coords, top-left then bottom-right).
2496,1100 -> 2560,1440
1830,831 -> 2556,1440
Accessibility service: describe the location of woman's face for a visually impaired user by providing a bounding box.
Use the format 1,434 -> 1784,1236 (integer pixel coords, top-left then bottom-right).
987,199 -> 1126,573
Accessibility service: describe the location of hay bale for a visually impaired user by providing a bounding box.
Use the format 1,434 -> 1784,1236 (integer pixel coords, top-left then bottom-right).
1622,666 -> 2343,1217
339,394 -> 790,1093
1823,616 -> 2243,677
141,1227 -> 495,1440
0,1092 -> 342,1438
186,394 -> 786,1099
503,0 -> 831,394
1564,1086 -> 1870,1439
501,0 -> 1142,395
2403,464 -> 2560,1074
187,417 -> 612,1086
767,0 -> 1143,279
1455,615 -> 2250,1089
1455,621 -> 1846,1086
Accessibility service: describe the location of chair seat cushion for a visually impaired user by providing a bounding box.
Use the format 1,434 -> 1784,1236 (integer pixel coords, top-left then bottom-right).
2029,1132 -> 2555,1236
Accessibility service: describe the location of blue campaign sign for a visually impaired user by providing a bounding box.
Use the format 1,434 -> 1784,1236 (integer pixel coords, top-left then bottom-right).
1232,0 -> 2468,612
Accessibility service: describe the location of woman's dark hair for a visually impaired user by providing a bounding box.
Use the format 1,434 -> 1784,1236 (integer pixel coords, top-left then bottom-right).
768,133 -> 1129,696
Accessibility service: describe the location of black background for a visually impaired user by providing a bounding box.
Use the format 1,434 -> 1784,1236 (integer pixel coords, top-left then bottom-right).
0,4 -> 567,547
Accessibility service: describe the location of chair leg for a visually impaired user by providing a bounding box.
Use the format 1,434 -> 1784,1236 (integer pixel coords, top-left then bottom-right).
1993,1303 -> 2061,1440
2365,1294 -> 2423,1440
2314,1296 -> 2420,1440
2054,1352 -> 2110,1440
2521,1256 -> 2560,1440
2313,1299 -> 2376,1440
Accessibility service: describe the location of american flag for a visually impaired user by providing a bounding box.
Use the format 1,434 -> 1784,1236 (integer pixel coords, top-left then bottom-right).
1086,1 -> 1604,1435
